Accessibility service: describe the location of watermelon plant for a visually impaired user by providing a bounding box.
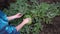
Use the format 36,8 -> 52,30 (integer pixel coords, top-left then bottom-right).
4,0 -> 60,34
24,15 -> 32,25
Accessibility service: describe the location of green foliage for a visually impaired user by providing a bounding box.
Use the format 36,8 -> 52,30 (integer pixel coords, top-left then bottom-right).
4,0 -> 60,34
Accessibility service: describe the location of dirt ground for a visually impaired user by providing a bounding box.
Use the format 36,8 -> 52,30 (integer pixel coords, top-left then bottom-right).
40,16 -> 60,34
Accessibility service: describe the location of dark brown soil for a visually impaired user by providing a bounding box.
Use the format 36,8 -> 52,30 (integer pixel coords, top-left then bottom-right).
40,16 -> 60,34
38,0 -> 60,3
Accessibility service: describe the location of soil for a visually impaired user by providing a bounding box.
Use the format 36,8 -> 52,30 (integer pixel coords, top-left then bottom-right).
40,16 -> 60,34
